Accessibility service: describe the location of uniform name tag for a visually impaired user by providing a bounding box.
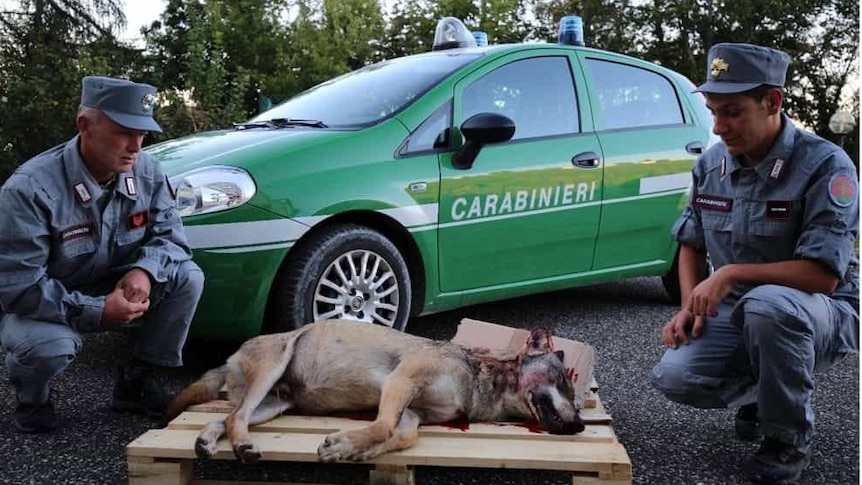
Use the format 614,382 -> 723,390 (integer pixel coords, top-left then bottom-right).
766,200 -> 792,219
61,223 -> 95,243
694,194 -> 733,212
128,211 -> 149,229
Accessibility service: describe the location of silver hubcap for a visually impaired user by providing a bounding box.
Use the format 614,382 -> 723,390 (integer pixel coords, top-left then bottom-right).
313,249 -> 400,327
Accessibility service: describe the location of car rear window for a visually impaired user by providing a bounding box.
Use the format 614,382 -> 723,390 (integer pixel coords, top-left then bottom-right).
252,52 -> 481,128
586,58 -> 685,130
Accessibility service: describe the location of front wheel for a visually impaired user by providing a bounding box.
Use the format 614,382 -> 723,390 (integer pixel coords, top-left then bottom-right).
267,224 -> 412,333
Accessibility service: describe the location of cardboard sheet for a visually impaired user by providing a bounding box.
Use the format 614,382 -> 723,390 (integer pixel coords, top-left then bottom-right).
452,318 -> 596,410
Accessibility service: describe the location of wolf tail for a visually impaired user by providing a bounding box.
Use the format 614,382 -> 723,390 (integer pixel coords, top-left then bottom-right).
163,365 -> 229,425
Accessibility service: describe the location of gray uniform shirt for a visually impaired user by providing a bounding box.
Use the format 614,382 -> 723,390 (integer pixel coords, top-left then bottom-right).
0,135 -> 193,332
673,113 -> 859,304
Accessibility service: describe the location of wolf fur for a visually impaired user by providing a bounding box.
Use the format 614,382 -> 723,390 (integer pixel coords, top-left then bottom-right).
165,319 -> 584,463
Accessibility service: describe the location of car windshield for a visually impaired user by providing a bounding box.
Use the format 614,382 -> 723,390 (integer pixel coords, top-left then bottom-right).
251,52 -> 481,129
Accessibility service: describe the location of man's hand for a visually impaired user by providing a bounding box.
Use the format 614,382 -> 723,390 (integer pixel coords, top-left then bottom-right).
688,266 -> 734,318
661,309 -> 706,349
661,266 -> 736,349
116,268 -> 152,304
102,287 -> 149,326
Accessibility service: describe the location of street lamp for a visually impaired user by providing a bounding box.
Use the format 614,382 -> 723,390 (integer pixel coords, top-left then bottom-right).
828,110 -> 856,149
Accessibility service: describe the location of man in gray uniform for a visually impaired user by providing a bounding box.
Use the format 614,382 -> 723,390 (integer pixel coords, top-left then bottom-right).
0,76 -> 204,433
650,43 -> 858,484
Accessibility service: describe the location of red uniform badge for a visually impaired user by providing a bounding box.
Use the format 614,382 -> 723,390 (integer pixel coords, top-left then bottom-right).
128,211 -> 149,229
828,173 -> 857,207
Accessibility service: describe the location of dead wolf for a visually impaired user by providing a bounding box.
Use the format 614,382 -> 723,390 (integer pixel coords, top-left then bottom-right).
165,319 -> 585,463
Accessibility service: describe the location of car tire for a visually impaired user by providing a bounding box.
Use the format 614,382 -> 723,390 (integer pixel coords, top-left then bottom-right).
661,249 -> 712,305
268,224 -> 412,332
661,255 -> 683,305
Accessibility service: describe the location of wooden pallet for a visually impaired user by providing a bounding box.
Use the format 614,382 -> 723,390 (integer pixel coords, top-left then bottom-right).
127,381 -> 631,485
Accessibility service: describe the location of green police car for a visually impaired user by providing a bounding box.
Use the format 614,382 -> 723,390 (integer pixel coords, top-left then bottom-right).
150,18 -> 715,340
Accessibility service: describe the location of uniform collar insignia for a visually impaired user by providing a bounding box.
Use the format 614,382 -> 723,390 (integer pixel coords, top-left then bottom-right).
720,157 -> 727,179
711,58 -> 729,78
769,158 -> 785,179
73,181 -> 92,204
125,176 -> 137,196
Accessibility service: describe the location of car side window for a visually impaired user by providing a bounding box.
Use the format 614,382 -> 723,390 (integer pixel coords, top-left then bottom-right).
461,56 -> 579,140
587,58 -> 684,130
400,101 -> 452,156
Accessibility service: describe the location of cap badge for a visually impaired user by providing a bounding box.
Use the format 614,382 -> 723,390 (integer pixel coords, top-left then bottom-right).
141,93 -> 156,113
711,58 -> 729,78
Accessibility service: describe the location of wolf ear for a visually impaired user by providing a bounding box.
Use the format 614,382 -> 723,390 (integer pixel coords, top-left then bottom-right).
553,350 -> 565,364
522,326 -> 555,356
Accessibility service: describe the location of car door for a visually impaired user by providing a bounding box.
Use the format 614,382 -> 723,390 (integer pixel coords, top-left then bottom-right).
437,51 -> 604,292
578,52 -> 709,270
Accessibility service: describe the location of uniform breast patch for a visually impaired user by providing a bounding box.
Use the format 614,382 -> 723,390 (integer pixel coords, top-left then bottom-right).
829,173 -> 857,207
60,223 -> 95,243
766,200 -> 792,219
694,194 -> 733,212
128,211 -> 149,229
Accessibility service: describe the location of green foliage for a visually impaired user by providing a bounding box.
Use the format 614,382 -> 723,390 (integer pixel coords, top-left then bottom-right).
533,0 -> 637,52
0,0 -> 133,182
282,0 -> 386,93
142,0 -> 294,141
624,0 -> 859,163
383,0 -> 535,57
383,0 -> 439,57
0,0 -> 858,186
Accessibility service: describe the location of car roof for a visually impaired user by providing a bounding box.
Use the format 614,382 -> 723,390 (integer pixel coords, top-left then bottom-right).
417,42 -> 682,77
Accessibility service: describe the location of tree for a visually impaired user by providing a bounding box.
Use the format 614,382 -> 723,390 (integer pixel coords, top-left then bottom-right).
281,0 -> 386,96
787,0 -> 859,152
532,0 -> 637,52
382,0 -> 438,58
0,0 -> 131,183
142,0 -> 294,139
1,0 -> 858,185
629,0 -> 859,159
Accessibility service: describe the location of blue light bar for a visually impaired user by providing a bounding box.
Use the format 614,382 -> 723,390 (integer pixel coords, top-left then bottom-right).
558,15 -> 585,47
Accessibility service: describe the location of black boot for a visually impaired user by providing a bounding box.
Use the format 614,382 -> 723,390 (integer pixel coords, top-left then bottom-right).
14,400 -> 57,434
111,363 -> 173,417
10,378 -> 57,434
735,403 -> 763,442
742,437 -> 811,484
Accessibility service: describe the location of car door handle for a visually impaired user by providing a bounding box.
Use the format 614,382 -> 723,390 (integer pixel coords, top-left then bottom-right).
572,151 -> 601,168
686,141 -> 705,155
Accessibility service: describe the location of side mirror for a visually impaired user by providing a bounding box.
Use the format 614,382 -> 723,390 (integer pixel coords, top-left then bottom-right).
452,113 -> 515,170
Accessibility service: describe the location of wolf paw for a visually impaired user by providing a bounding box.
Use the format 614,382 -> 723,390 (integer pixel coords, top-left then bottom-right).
233,443 -> 262,464
318,433 -> 358,462
195,437 -> 217,460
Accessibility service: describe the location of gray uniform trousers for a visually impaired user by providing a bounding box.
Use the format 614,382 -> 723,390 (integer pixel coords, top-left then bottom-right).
0,260 -> 204,406
651,284 -> 858,451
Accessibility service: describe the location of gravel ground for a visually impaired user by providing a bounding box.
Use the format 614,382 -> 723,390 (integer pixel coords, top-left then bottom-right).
0,276 -> 857,485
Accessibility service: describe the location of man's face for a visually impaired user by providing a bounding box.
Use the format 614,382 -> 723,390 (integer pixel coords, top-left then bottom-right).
79,112 -> 146,182
704,91 -> 778,160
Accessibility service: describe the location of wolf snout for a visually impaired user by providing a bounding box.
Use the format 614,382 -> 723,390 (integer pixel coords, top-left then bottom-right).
551,412 -> 586,435
533,393 -> 584,435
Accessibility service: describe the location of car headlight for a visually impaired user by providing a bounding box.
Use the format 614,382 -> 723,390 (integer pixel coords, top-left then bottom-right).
170,166 -> 257,217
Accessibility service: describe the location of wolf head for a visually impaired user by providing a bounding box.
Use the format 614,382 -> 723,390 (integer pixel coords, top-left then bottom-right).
518,327 -> 585,435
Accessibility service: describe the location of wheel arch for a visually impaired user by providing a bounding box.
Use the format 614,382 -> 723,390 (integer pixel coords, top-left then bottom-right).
263,209 -> 427,332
